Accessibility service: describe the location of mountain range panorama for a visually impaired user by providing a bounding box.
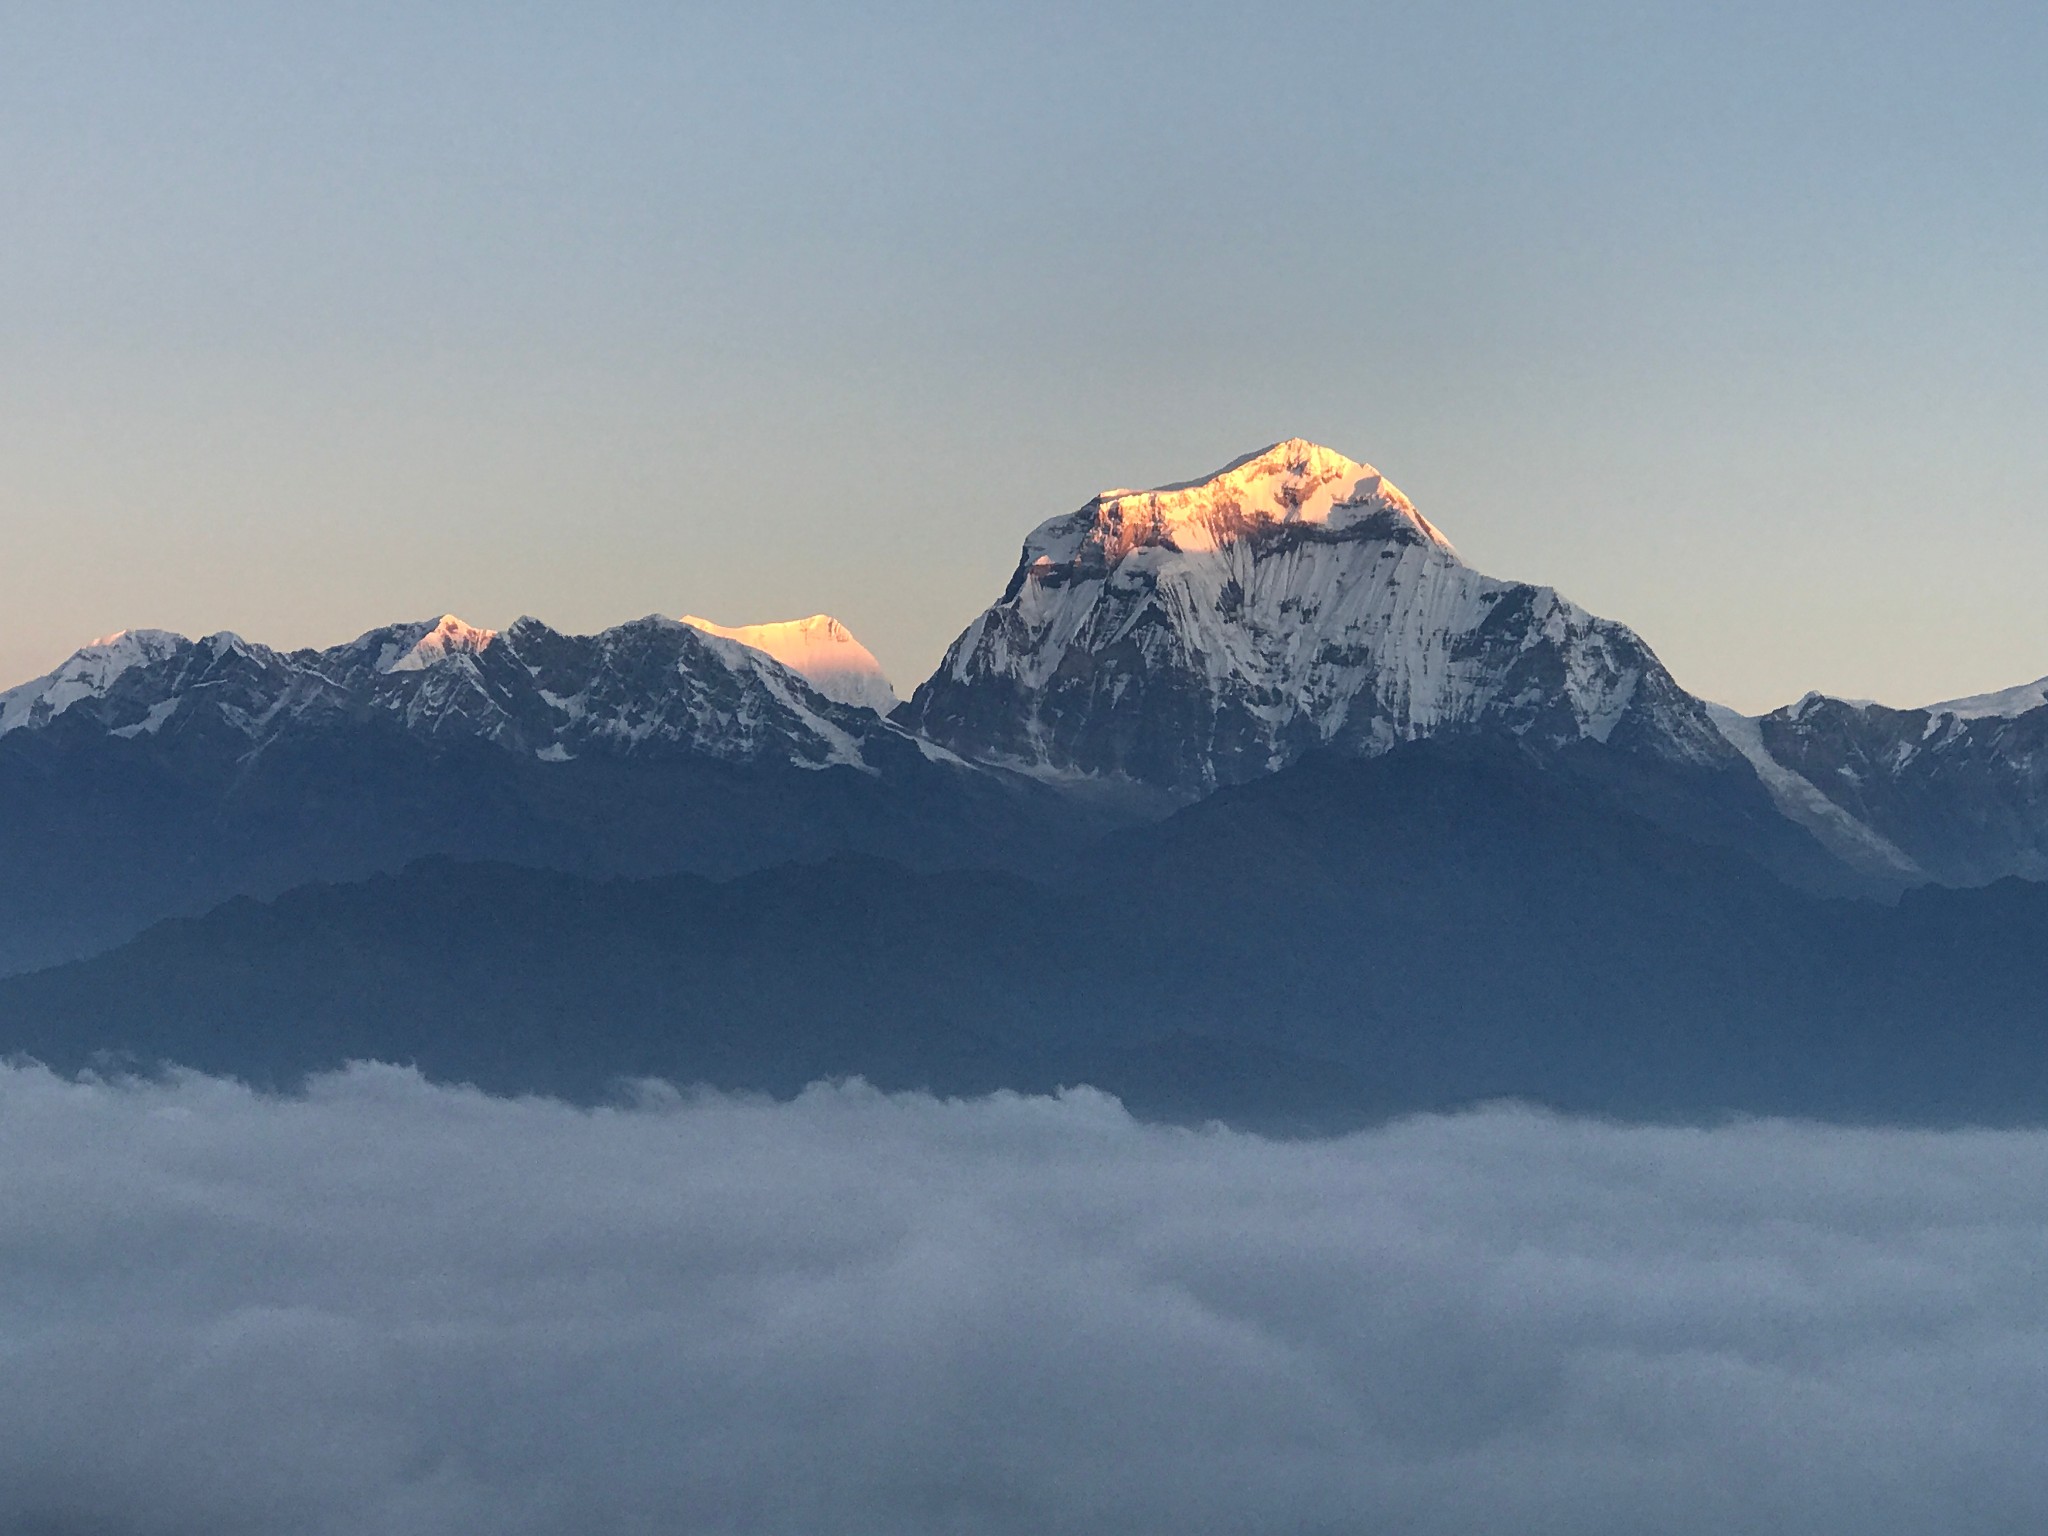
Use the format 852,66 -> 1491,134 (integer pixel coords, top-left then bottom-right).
7,439 -> 2048,1125
8,440 -> 2045,901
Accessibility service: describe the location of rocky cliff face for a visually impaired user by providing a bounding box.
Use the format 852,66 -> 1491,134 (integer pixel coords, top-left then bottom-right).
1713,684 -> 2048,887
903,440 -> 1739,793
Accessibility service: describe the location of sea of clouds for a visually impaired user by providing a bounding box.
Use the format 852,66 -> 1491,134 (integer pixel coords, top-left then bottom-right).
3,1060 -> 2046,1535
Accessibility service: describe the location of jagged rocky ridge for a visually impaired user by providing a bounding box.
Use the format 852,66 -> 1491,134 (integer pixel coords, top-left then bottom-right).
1711,684 -> 2048,888
0,612 -> 887,769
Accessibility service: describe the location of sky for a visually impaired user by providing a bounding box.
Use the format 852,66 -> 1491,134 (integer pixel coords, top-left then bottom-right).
2,2 -> 2044,713
5,1062 -> 2047,1534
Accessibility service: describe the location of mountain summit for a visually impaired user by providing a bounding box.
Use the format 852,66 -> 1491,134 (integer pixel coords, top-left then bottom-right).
902,439 -> 1733,792
1043,439 -> 1454,564
680,614 -> 898,715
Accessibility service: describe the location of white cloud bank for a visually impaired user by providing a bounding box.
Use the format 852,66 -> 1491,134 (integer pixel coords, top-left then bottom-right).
2,1062 -> 2046,1535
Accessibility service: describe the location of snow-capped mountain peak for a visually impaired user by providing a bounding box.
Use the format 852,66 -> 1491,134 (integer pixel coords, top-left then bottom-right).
905,439 -> 1730,792
1023,439 -> 1453,575
680,613 -> 898,715
0,629 -> 189,735
376,615 -> 498,674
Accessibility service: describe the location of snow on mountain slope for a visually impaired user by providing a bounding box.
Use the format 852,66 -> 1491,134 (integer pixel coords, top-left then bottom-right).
377,615 -> 498,674
1924,675 -> 2048,721
0,614 -> 883,771
1705,704 -> 1924,882
1738,686 -> 2048,887
904,439 -> 1738,792
680,614 -> 899,715
0,630 -> 188,735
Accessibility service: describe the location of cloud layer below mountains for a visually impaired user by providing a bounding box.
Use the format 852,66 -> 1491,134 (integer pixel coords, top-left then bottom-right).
4,1062 -> 2045,1535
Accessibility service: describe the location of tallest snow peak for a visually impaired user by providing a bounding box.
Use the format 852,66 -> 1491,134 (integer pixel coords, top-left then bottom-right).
1026,439 -> 1455,570
906,439 -> 1731,793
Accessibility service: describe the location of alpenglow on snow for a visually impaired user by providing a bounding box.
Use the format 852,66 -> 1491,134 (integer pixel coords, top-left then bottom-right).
902,440 -> 1736,792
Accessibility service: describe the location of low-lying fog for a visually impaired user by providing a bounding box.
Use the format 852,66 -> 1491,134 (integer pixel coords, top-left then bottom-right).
3,1061 -> 2043,1534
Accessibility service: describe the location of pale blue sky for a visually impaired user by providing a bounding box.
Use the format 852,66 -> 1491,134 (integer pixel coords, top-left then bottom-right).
3,2 -> 2043,711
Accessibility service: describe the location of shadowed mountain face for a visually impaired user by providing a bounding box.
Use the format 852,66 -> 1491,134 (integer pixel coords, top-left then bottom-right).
8,741 -> 2047,1132
0,721 -> 1157,977
1715,690 -> 2048,887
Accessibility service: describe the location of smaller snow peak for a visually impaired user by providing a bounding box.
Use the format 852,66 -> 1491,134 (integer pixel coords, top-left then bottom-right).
1922,674 -> 2048,722
682,613 -> 899,714
684,613 -> 844,645
380,615 -> 497,674
32,627 -> 183,686
426,613 -> 493,647
61,627 -> 185,663
1783,690 -> 1880,723
81,628 -> 186,660
0,628 -> 189,735
202,631 -> 255,660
